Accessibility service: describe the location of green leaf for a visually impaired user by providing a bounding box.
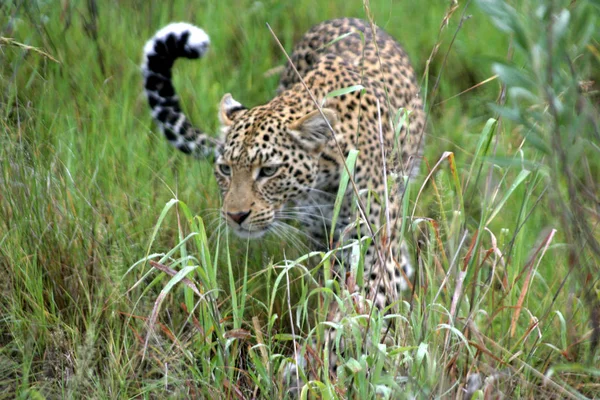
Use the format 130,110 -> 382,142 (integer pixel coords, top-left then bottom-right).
567,139 -> 586,165
322,85 -> 365,106
470,118 -> 496,168
145,198 -> 179,259
486,169 -> 531,225
553,310 -> 568,351
549,364 -> 600,377
160,264 -> 198,297
477,0 -> 514,33
477,0 -> 530,50
570,5 -> 597,51
415,342 -> 429,365
471,391 -> 485,400
508,87 -> 538,104
483,156 -> 542,171
552,9 -> 570,44
492,63 -> 536,91
272,333 -> 297,341
489,103 -> 522,123
318,31 -> 357,50
523,129 -> 552,154
343,358 -> 363,374
436,324 -> 475,357
329,149 -> 359,240
388,346 -> 418,356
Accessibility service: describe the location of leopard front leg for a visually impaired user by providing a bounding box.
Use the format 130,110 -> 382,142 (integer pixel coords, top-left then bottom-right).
362,237 -> 413,310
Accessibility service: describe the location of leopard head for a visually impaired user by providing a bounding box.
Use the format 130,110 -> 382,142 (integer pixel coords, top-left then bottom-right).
214,93 -> 338,238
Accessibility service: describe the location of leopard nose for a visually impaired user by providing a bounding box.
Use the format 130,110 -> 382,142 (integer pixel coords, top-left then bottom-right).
227,210 -> 251,225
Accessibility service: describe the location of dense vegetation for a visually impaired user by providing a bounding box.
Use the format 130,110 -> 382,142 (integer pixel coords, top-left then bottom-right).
1,0 -> 599,398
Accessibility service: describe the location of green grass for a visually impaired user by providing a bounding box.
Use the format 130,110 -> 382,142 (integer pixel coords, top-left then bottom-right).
1,0 -> 599,398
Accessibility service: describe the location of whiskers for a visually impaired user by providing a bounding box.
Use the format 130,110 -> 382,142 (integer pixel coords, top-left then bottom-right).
273,212 -> 329,250
205,213 -> 228,244
200,188 -> 337,254
275,210 -> 330,224
202,208 -> 223,219
270,220 -> 321,253
297,184 -> 338,200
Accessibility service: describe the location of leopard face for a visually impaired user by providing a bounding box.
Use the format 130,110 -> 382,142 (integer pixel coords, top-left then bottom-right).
214,98 -> 338,238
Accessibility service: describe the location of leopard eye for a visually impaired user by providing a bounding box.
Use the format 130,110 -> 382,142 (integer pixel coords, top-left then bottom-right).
218,164 -> 231,176
258,165 -> 279,178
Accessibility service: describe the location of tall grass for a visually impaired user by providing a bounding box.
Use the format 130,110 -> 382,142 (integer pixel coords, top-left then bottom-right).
1,0 -> 599,398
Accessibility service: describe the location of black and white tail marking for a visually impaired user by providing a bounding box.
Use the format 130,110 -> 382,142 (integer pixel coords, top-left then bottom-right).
142,23 -> 218,157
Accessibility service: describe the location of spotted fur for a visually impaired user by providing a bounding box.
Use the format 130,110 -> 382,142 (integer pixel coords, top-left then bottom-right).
143,17 -> 426,391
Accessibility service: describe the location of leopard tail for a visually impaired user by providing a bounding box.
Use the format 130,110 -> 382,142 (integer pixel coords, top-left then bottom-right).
142,23 -> 219,157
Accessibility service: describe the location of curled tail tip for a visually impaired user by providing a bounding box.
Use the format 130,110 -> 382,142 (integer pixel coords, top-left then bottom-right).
143,22 -> 210,65
156,22 -> 210,55
142,23 -> 216,158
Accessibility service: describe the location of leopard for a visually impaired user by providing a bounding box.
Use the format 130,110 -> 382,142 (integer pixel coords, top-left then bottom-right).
142,17 -> 426,393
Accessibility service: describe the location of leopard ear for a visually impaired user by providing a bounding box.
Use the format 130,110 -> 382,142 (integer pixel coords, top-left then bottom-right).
288,108 -> 337,152
219,93 -> 246,127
